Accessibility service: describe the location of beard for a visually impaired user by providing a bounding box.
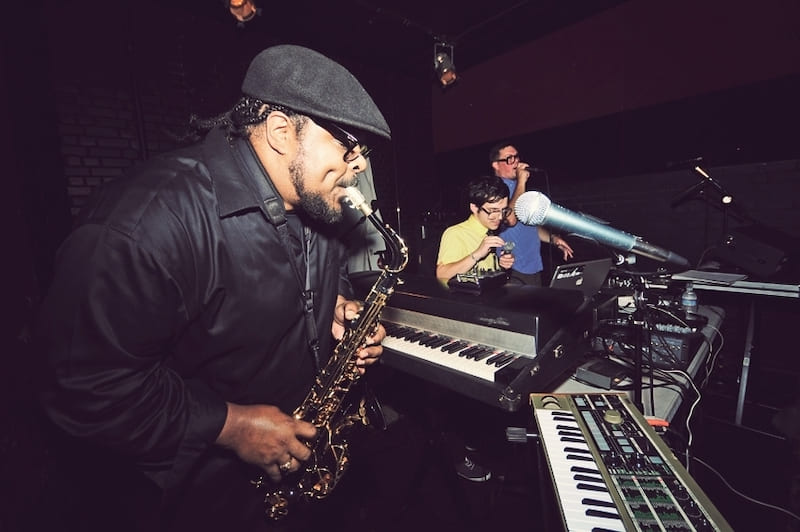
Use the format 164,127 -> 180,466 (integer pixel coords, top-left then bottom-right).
288,147 -> 344,225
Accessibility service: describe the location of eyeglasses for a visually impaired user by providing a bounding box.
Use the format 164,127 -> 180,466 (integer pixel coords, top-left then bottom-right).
311,117 -> 371,163
480,206 -> 512,218
494,154 -> 520,165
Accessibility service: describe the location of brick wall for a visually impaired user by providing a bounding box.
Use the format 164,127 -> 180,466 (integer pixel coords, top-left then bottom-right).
57,83 -> 141,215
45,3 -> 235,217
52,32 -> 198,215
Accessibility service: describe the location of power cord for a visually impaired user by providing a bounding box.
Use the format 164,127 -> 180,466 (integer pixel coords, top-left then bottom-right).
692,456 -> 800,524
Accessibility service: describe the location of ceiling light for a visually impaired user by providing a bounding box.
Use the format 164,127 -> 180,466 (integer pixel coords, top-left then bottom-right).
433,43 -> 457,87
228,0 -> 259,26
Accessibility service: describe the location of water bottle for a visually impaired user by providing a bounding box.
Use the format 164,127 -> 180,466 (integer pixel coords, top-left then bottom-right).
681,282 -> 698,315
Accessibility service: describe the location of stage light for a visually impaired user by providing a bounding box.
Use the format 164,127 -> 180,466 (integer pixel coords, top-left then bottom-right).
433,43 -> 457,87
228,0 -> 259,25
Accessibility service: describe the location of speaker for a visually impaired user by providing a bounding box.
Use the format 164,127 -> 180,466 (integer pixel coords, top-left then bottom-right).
713,226 -> 786,278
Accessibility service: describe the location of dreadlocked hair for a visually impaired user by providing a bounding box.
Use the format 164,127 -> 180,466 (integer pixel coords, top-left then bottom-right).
184,96 -> 306,142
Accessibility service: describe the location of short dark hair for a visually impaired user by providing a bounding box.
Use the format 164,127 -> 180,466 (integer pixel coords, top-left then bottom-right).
467,175 -> 509,207
488,141 -> 515,165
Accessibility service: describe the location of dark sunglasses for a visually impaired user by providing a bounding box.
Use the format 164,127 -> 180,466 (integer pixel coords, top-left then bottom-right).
311,117 -> 371,163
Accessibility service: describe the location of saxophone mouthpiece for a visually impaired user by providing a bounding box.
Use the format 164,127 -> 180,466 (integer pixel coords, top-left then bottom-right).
343,186 -> 373,217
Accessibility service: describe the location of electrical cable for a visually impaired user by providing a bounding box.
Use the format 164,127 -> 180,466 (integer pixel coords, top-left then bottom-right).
692,456 -> 800,524
663,368 -> 700,470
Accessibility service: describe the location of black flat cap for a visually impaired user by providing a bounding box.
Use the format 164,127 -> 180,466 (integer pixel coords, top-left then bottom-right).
242,44 -> 391,139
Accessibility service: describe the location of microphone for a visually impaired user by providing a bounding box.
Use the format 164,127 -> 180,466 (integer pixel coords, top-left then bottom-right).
519,164 -> 543,173
515,191 -> 690,267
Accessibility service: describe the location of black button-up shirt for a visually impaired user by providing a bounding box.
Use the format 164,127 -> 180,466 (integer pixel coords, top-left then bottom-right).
36,127 -> 353,528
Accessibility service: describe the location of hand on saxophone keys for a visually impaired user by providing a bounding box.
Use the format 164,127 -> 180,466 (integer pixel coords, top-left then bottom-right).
332,296 -> 385,374
356,322 -> 385,371
216,403 -> 316,484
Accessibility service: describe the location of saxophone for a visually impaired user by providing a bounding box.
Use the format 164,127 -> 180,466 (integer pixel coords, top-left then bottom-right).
253,186 -> 408,520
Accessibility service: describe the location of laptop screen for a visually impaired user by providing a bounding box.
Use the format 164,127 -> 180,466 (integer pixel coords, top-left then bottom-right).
549,258 -> 613,298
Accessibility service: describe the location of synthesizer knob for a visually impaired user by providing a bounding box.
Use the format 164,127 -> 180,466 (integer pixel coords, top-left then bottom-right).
604,409 -> 623,425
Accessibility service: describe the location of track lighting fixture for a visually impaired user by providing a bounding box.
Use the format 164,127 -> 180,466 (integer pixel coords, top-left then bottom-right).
433,42 -> 457,87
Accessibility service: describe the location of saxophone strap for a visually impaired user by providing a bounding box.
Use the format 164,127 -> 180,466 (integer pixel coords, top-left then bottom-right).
233,138 -> 321,371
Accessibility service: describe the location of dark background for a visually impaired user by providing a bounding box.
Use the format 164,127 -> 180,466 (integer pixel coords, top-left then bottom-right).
4,0 -> 799,287
2,0 -> 800,530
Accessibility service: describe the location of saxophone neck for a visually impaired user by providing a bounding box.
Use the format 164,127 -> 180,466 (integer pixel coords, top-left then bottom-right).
343,186 -> 408,273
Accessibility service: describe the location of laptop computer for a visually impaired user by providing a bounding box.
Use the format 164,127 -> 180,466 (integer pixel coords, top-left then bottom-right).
549,257 -> 613,298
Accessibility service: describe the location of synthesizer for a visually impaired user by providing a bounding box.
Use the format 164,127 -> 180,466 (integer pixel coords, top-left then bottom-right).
531,392 -> 732,531
351,273 -> 595,411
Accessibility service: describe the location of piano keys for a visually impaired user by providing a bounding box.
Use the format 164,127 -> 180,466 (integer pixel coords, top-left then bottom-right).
350,272 -> 597,411
531,393 -> 733,531
381,307 -> 536,383
533,406 -> 626,531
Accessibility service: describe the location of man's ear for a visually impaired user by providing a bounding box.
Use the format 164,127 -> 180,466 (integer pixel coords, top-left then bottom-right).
469,203 -> 478,215
262,111 -> 294,155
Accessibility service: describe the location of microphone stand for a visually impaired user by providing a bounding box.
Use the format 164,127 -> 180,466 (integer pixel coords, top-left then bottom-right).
692,165 -> 734,235
671,165 -> 753,232
612,274 -> 649,415
629,286 -> 647,414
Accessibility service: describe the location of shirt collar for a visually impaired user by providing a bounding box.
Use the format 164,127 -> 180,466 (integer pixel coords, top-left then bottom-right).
465,213 -> 488,232
202,127 -> 273,218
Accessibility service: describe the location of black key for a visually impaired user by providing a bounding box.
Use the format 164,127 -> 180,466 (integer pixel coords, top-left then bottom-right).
493,353 -> 515,366
573,474 -> 605,483
563,446 -> 591,454
405,331 -> 425,342
586,508 -> 620,519
576,482 -> 609,492
473,349 -> 496,361
485,352 -> 505,364
469,347 -> 492,360
419,335 -> 440,347
566,454 -> 595,462
582,498 -> 617,509
443,341 -> 468,353
459,346 -> 480,358
428,336 -> 452,348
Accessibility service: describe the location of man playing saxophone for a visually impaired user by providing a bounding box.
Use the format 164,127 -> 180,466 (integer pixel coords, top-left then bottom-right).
36,45 -> 390,531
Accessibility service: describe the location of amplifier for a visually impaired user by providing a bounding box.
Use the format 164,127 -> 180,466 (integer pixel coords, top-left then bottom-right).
714,225 -> 787,278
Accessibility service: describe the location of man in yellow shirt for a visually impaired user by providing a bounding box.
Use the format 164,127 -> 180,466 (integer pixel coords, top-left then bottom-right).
433,174 -> 517,481
436,175 -> 515,282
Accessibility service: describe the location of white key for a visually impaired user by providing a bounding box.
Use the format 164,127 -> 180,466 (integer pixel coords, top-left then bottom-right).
535,409 -> 625,532
382,330 -> 516,382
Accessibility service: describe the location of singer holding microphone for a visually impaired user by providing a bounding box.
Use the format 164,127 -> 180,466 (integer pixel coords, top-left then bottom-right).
490,142 -> 573,286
